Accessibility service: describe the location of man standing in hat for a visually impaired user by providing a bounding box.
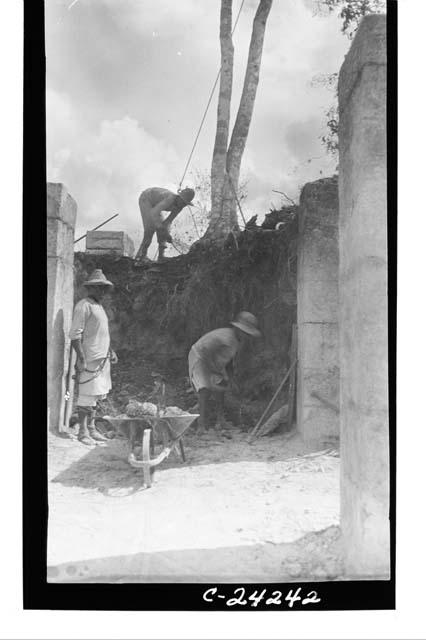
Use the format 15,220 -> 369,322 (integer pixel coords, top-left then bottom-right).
135,186 -> 195,262
70,269 -> 118,446
188,312 -> 261,433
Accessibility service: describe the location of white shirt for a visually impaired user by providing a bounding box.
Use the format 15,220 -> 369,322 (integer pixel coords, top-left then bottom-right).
69,297 -> 110,361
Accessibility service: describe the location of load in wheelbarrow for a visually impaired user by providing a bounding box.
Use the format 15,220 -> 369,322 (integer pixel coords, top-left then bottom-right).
103,412 -> 199,488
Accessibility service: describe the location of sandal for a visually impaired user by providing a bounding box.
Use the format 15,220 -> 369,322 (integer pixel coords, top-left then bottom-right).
78,435 -> 96,447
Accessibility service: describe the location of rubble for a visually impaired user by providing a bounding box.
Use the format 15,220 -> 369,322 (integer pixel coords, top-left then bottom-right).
125,400 -> 157,417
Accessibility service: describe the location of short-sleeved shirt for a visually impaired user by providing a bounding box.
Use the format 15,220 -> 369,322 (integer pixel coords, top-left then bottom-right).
191,327 -> 239,375
69,297 -> 110,362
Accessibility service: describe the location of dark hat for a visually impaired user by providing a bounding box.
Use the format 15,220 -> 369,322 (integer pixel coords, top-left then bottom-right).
231,311 -> 261,337
151,371 -> 166,380
83,269 -> 114,287
178,187 -> 195,207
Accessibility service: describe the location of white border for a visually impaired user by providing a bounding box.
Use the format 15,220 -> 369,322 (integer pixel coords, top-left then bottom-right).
2,0 -> 426,637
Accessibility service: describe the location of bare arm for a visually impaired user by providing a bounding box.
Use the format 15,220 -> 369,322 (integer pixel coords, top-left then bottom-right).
71,339 -> 86,372
70,301 -> 90,371
162,200 -> 185,226
149,194 -> 177,225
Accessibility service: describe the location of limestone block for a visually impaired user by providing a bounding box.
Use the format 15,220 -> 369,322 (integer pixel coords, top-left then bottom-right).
338,14 -> 387,112
299,405 -> 339,445
338,14 -> 389,578
297,175 -> 339,447
47,183 -> 77,228
299,177 -> 339,227
298,323 -> 338,371
299,367 -> 339,408
47,217 -> 75,264
298,228 -> 339,284
86,231 -> 135,257
47,183 -> 76,433
298,279 -> 339,324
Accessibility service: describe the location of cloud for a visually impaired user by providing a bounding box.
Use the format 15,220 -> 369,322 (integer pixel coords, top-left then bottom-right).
284,117 -> 324,161
46,0 -> 350,249
46,90 -> 182,247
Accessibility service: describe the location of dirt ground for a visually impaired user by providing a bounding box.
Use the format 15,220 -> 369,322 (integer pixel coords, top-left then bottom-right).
47,425 -> 342,583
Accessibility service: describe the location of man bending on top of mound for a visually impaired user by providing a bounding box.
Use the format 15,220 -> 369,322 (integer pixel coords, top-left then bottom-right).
188,311 -> 262,433
135,186 -> 195,262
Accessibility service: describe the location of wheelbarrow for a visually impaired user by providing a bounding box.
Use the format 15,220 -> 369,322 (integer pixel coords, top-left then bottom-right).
102,413 -> 199,488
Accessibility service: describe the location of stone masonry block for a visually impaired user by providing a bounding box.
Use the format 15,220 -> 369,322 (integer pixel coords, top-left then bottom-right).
47,182 -> 76,433
338,15 -> 387,113
299,405 -> 339,445
298,228 -> 339,284
299,367 -> 339,409
298,322 -> 338,371
338,13 -> 389,578
298,278 -> 338,324
47,217 -> 75,265
297,175 -> 339,447
47,182 -> 77,228
86,230 -> 135,257
299,176 -> 339,228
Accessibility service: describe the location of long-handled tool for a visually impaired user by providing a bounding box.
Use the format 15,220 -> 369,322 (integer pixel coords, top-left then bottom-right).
63,346 -> 77,431
73,213 -> 119,245
248,358 -> 298,443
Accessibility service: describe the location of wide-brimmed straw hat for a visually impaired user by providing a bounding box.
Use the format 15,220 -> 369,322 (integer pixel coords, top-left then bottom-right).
151,371 -> 166,380
178,187 -> 195,207
231,311 -> 261,337
83,269 -> 114,287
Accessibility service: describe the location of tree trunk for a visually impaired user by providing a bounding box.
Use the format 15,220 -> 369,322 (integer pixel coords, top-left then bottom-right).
205,0 -> 273,241
208,0 -> 234,238
222,0 -> 273,226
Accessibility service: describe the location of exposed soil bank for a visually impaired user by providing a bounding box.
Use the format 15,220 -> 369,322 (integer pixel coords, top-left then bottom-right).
74,225 -> 298,426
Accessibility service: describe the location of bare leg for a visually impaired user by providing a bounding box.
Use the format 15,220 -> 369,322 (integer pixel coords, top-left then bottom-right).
135,228 -> 154,261
77,407 -> 95,446
87,407 -> 108,441
157,230 -> 168,261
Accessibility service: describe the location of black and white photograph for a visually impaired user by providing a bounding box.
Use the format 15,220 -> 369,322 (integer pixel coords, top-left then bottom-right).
37,0 -> 394,608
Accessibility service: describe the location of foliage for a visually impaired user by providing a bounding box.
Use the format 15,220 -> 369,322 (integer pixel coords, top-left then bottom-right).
320,104 -> 339,157
172,168 -> 250,252
311,0 -> 386,156
317,0 -> 386,38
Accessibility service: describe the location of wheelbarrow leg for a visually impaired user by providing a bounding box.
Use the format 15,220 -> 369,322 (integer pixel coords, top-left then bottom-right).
178,439 -> 186,463
149,426 -> 155,456
129,422 -> 137,454
142,428 -> 152,488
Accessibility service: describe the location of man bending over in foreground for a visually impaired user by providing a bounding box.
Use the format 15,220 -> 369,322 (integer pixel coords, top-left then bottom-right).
188,311 -> 261,433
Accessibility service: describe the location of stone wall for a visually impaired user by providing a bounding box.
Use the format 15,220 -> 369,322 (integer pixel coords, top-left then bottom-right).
297,176 -> 339,447
47,183 -> 77,432
338,15 -> 389,578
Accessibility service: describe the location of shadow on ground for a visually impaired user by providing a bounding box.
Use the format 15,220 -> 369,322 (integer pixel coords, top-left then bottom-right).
47,525 -> 343,584
50,429 -> 313,496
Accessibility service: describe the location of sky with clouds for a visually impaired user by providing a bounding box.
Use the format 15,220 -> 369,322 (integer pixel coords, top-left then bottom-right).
45,0 -> 350,252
